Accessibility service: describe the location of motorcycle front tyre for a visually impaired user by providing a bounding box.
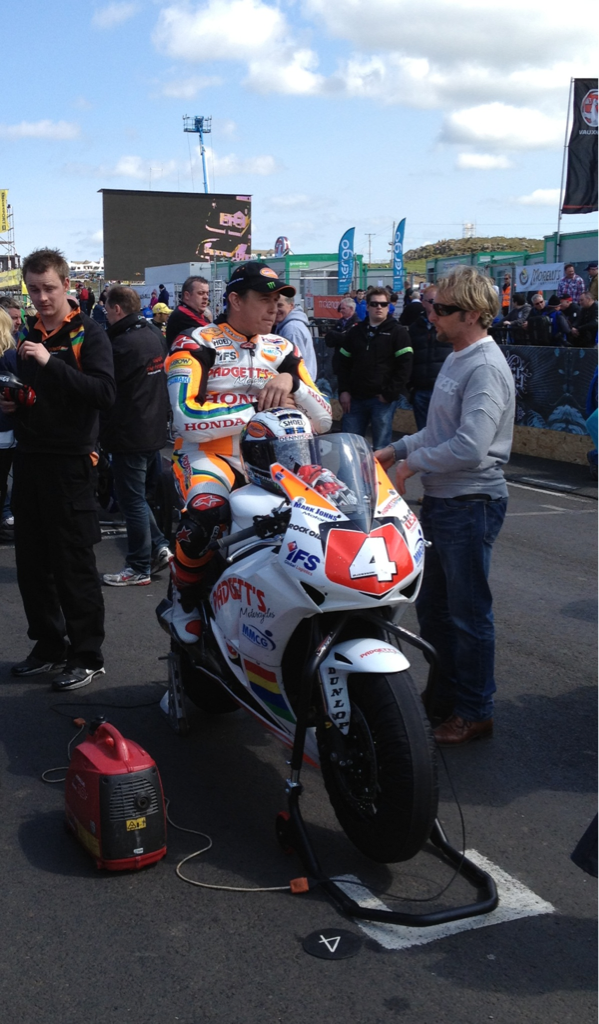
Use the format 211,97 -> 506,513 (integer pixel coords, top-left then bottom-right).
173,640 -> 239,715
317,670 -> 438,864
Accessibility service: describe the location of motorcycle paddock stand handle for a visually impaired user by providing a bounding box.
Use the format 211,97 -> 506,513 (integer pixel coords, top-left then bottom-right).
282,609 -> 499,927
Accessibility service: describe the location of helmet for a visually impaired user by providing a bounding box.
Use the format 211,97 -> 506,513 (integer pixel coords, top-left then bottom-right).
240,408 -> 317,494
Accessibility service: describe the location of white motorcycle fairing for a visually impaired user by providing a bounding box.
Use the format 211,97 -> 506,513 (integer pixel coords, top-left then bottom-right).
319,639 -> 410,737
203,435 -> 424,764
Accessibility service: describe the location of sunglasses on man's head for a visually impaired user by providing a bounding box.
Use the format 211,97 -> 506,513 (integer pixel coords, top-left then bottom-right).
432,302 -> 467,317
369,300 -> 389,308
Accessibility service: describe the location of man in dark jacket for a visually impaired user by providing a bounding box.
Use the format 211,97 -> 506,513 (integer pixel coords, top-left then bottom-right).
559,295 -> 581,330
502,293 -> 531,344
524,295 -> 571,346
158,284 -> 170,306
324,297 -> 358,377
408,286 -> 452,429
165,276 -> 210,349
571,292 -> 598,347
0,248 -> 116,692
101,286 -> 171,588
338,286 -> 412,449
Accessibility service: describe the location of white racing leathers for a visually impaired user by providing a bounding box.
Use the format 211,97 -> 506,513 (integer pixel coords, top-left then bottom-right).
164,322 -> 332,637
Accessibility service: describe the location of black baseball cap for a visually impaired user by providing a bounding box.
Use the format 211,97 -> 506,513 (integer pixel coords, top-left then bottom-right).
585,261 -> 598,270
225,261 -> 295,298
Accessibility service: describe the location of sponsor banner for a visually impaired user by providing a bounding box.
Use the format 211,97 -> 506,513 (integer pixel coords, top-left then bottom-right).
514,263 -> 564,291
274,236 -> 290,257
288,259 -> 310,269
313,295 -> 343,319
337,227 -> 355,295
562,78 -> 598,215
392,218 -> 406,293
0,269 -> 21,288
0,191 -> 8,234
501,345 -> 596,434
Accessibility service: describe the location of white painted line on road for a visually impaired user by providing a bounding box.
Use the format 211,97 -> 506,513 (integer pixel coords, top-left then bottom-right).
336,851 -> 555,951
507,509 -> 597,517
507,482 -> 590,501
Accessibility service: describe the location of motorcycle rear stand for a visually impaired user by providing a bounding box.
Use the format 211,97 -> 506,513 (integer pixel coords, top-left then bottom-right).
278,613 -> 498,927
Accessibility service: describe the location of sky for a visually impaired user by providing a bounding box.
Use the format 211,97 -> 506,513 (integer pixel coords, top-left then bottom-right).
2,0 -> 597,265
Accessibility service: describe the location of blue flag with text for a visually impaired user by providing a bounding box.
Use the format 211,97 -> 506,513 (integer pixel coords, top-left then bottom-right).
392,219 -> 406,293
337,227 -> 355,295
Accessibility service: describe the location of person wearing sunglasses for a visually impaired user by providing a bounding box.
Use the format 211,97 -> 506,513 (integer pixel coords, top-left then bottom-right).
337,286 -> 413,450
375,267 -> 515,747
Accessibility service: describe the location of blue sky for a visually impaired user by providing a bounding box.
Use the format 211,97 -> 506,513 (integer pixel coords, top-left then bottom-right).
2,0 -> 596,263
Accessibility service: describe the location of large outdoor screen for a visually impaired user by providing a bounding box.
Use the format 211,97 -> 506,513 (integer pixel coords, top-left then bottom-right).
101,189 -> 252,280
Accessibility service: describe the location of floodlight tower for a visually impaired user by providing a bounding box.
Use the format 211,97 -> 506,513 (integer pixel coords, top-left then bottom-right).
183,115 -> 212,193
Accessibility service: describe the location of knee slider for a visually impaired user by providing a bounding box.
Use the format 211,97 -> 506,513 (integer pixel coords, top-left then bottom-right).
177,495 -> 231,559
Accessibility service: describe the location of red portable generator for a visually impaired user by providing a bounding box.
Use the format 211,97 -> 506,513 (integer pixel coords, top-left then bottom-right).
65,719 -> 167,871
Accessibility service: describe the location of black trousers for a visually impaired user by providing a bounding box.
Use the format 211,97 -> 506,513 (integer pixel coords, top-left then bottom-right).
12,451 -> 105,668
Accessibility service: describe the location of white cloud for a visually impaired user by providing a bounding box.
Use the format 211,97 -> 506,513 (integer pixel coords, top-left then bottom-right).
456,153 -> 514,170
245,48 -> 323,95
515,188 -> 561,206
205,147 -> 282,176
217,119 -> 237,137
154,0 -> 287,62
269,193 -> 334,210
441,103 -> 564,150
111,156 -> 179,180
3,120 -> 80,140
64,147 -> 281,181
161,75 -> 222,99
271,194 -> 312,208
304,0 -> 595,76
92,3 -> 139,29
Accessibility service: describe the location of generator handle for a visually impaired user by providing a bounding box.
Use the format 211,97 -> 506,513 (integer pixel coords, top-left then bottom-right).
95,723 -> 131,763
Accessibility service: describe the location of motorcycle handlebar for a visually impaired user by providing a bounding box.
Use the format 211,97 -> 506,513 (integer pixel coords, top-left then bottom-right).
213,505 -> 291,552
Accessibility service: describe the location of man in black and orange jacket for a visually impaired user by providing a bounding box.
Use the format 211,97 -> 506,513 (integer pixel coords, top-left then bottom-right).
0,248 -> 115,692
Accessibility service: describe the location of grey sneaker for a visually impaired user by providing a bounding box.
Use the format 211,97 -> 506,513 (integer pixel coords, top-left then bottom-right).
151,546 -> 173,574
103,567 -> 151,586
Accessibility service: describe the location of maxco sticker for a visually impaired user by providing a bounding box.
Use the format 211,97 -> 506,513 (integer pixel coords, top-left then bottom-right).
126,817 -> 147,831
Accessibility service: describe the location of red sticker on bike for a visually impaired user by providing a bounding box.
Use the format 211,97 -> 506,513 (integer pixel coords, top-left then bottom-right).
324,524 -> 413,595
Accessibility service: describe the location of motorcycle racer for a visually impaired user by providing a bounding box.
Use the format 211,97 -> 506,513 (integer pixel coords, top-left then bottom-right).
164,262 -> 332,642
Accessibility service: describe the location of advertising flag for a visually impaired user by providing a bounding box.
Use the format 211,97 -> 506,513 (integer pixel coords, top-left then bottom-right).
274,236 -> 290,257
0,191 -> 8,234
337,227 -> 355,294
392,219 -> 406,292
562,79 -> 598,214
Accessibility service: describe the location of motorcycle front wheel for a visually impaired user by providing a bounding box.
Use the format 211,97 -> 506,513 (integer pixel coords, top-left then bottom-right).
316,670 -> 438,863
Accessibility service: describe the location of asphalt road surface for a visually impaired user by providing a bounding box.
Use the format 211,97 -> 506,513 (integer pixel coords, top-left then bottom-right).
0,474 -> 596,1024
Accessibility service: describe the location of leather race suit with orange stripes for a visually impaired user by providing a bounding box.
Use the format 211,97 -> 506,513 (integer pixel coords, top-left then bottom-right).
165,321 -> 332,613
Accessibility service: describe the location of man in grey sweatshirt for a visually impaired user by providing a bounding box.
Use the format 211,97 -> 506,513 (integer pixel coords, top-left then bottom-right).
376,267 -> 515,746
274,294 -> 318,381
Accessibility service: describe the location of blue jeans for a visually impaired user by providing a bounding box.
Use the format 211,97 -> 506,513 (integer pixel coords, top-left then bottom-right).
111,451 -> 167,575
342,396 -> 395,449
412,390 -> 433,432
416,495 -> 507,722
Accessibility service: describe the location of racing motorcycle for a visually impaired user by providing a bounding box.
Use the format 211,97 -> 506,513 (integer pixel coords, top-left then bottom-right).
157,419 -> 438,865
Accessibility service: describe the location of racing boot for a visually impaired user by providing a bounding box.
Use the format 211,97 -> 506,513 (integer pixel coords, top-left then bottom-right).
165,563 -> 203,644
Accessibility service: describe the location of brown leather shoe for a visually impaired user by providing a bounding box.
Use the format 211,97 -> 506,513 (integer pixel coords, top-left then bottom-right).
433,714 -> 493,746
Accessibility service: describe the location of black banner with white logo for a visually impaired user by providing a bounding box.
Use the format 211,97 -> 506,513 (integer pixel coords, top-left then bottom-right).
562,78 -> 598,215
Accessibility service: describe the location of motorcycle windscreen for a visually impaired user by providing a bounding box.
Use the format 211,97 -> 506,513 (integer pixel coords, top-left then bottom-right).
289,433 -> 377,535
